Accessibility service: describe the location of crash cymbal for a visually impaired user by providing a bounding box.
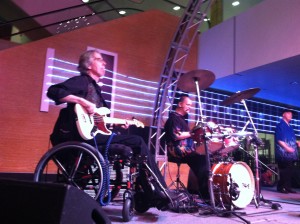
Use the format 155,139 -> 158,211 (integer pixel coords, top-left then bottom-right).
220,88 -> 260,106
177,69 -> 215,92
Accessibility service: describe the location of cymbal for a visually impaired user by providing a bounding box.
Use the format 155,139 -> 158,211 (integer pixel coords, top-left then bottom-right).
177,69 -> 215,92
220,88 -> 260,106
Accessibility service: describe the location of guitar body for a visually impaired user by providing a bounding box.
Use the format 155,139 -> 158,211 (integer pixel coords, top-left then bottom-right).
75,104 -> 112,140
75,104 -> 144,140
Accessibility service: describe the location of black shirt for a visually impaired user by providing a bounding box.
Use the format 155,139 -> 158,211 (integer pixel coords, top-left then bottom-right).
47,74 -> 108,145
164,112 -> 195,158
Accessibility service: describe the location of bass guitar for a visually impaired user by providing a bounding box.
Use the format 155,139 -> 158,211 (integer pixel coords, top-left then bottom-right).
75,103 -> 144,140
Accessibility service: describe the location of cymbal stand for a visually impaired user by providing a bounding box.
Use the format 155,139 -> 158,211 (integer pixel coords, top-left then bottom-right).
240,99 -> 278,208
193,78 -> 205,125
193,77 -> 215,208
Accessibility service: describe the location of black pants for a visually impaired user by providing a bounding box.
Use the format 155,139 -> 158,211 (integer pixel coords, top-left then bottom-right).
277,160 -> 294,190
182,153 -> 210,199
87,133 -> 167,189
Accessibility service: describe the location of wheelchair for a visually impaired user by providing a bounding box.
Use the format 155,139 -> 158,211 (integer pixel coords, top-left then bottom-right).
33,141 -> 153,222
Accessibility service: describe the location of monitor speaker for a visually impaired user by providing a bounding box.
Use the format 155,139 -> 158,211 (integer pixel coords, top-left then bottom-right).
0,178 -> 111,224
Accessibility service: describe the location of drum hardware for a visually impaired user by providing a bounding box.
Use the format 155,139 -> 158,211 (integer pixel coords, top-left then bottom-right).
221,88 -> 280,210
204,168 -> 249,223
212,183 -> 226,210
178,72 -> 252,223
237,144 -> 278,176
224,173 -> 248,222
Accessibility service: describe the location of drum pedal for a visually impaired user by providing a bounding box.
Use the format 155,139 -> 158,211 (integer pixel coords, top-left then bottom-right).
169,193 -> 198,213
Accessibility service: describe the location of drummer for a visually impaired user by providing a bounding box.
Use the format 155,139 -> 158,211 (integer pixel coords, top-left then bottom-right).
164,95 -> 210,201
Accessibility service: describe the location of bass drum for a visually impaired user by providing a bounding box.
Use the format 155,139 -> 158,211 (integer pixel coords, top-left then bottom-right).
212,161 -> 255,209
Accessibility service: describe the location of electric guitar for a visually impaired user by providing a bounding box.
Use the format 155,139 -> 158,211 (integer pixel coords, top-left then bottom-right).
74,103 -> 145,140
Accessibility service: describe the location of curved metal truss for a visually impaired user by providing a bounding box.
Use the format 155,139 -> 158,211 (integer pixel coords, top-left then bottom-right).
148,0 -> 213,172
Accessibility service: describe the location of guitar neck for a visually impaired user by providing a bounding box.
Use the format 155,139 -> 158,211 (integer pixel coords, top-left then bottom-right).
102,117 -> 134,125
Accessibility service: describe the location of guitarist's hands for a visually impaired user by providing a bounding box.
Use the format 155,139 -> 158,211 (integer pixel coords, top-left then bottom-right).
60,95 -> 96,114
83,102 -> 96,114
78,98 -> 96,114
122,119 -> 130,129
118,119 -> 130,129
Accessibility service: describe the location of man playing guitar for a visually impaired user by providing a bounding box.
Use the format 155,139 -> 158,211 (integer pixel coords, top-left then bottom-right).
47,49 -> 181,210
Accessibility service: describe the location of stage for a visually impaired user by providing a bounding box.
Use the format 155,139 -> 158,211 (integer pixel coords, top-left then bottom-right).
103,186 -> 300,224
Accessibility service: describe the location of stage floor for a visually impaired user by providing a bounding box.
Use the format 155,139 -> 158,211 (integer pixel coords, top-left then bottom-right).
103,186 -> 300,224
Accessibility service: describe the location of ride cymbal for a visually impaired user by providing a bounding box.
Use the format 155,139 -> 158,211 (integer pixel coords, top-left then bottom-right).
177,69 -> 215,92
221,88 -> 260,106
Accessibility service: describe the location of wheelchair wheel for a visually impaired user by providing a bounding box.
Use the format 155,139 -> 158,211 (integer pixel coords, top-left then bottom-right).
33,141 -> 105,200
122,198 -> 134,222
133,191 -> 151,213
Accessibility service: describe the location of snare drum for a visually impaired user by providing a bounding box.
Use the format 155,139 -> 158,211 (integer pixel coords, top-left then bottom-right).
219,127 -> 240,154
212,161 -> 255,208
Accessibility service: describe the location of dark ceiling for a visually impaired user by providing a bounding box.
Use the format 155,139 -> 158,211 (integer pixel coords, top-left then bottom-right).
2,0 -> 299,109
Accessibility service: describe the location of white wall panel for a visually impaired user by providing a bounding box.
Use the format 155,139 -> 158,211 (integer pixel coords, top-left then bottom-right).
235,0 -> 300,73
198,18 -> 235,78
199,0 -> 300,77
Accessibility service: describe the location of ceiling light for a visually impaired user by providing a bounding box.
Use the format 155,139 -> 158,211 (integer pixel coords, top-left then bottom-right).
232,1 -> 240,7
82,0 -> 89,3
173,6 -> 180,11
119,10 -> 126,15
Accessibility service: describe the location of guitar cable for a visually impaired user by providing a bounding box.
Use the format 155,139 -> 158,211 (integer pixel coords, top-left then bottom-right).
93,132 -> 116,206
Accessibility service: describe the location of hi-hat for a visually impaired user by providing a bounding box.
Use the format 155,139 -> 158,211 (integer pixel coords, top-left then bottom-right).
177,69 -> 215,92
221,88 -> 260,106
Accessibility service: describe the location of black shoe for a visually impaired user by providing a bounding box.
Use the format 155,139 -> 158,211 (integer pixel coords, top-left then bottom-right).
277,188 -> 289,194
286,188 -> 297,193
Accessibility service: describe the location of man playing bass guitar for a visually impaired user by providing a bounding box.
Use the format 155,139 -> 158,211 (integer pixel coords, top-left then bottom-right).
47,49 -> 182,211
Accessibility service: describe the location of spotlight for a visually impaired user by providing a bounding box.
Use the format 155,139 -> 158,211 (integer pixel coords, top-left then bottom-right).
232,1 -> 240,7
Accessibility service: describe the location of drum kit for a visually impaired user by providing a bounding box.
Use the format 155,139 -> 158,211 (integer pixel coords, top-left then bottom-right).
177,69 -> 276,214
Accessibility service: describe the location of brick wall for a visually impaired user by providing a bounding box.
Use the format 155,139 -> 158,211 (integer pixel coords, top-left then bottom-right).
0,10 -> 198,187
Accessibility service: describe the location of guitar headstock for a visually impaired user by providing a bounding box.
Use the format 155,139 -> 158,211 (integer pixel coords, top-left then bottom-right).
132,119 -> 145,128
